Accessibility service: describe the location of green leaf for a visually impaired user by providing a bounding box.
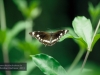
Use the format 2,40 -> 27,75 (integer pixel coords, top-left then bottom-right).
0,30 -> 6,44
10,38 -> 41,55
74,37 -> 87,49
13,0 -> 28,17
59,28 -> 87,49
72,16 -> 93,51
91,34 -> 100,50
88,2 -> 100,25
28,1 -> 41,19
31,53 -> 68,75
5,21 -> 32,48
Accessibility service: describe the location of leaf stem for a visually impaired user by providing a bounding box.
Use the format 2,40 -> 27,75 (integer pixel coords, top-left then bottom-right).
79,51 -> 90,73
0,0 -> 11,75
90,19 -> 100,50
0,0 -> 6,30
80,19 -> 100,73
67,48 -> 85,73
25,19 -> 33,42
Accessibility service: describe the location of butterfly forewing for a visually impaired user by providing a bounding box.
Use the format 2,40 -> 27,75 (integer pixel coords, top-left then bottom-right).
51,30 -> 69,44
29,31 -> 52,45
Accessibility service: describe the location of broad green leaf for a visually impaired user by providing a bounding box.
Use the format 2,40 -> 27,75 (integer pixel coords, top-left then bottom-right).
74,37 -> 87,49
31,53 -> 68,75
59,28 -> 87,49
72,16 -> 93,51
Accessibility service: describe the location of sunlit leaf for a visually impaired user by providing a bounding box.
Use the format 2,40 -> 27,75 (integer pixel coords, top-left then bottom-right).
31,53 -> 68,75
72,16 -> 93,51
59,28 -> 87,49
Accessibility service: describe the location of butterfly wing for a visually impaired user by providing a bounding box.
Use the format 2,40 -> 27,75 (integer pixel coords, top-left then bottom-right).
29,31 -> 51,46
51,30 -> 69,44
29,30 -> 69,46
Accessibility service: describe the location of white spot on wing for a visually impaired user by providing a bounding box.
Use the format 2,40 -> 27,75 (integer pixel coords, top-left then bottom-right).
65,30 -> 68,34
37,34 -> 39,37
32,32 -> 35,35
60,33 -> 63,36
43,40 -> 50,43
40,39 -> 43,41
38,37 -> 40,39
59,36 -> 61,38
51,39 -> 58,43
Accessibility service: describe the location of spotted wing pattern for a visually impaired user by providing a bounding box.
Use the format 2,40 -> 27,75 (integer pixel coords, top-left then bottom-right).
29,30 -> 69,46
50,30 -> 69,45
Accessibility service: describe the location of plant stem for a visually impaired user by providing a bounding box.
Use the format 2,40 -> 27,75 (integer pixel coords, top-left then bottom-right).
0,0 -> 11,75
79,51 -> 90,73
67,48 -> 85,73
0,0 -> 6,30
25,19 -> 33,42
90,19 -> 100,50
80,19 -> 100,73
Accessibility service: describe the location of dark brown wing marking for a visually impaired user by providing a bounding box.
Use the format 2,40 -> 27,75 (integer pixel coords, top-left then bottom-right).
29,30 -> 69,46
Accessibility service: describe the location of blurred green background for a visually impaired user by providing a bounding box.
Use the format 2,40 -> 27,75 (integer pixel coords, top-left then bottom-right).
0,0 -> 100,75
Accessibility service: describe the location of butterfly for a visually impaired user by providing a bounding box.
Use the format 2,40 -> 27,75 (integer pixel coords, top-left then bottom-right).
29,30 -> 69,46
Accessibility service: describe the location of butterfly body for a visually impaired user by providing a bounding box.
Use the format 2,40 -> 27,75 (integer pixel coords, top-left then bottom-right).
29,30 -> 69,46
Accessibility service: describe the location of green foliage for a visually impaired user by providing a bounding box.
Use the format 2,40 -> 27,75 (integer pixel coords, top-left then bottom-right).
59,27 -> 87,49
3,21 -> 32,48
13,0 -> 41,19
70,68 -> 100,75
91,34 -> 100,50
88,2 -> 100,27
0,30 -> 6,44
31,53 -> 68,75
11,39 -> 41,55
1,0 -> 100,75
72,16 -> 93,51
31,53 -> 100,75
60,16 -> 100,51
30,16 -> 100,75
